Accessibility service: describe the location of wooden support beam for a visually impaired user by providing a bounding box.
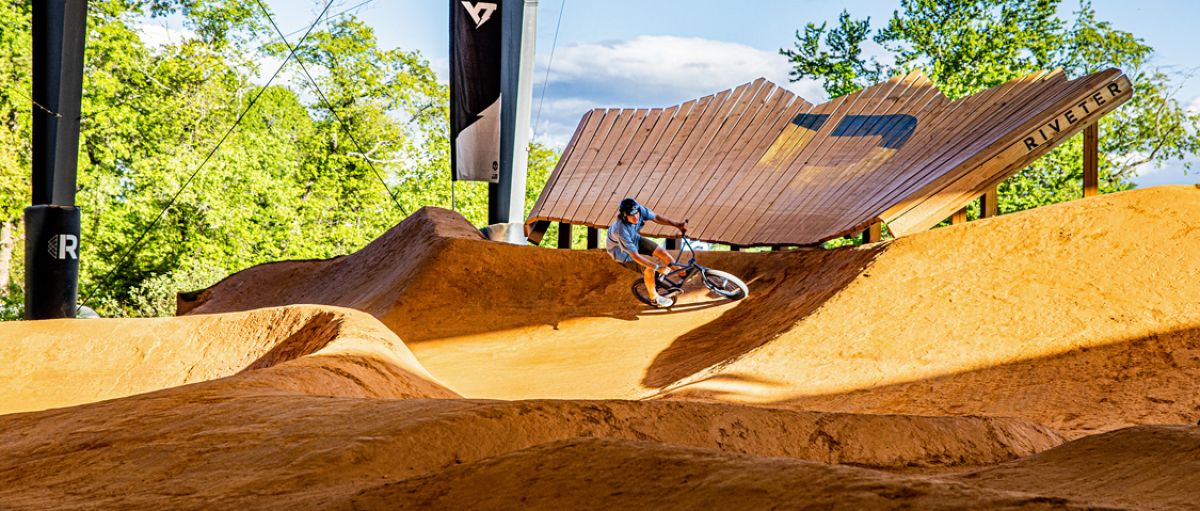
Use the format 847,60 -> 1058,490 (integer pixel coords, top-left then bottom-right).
951,208 -> 967,225
558,222 -> 572,249
527,220 -> 551,245
665,238 -> 678,251
730,245 -> 741,252
980,187 -> 998,218
586,227 -> 599,249
864,222 -> 882,243
1083,123 -> 1099,198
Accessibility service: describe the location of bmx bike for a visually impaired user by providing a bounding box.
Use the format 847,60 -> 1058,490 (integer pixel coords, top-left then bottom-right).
631,234 -> 749,308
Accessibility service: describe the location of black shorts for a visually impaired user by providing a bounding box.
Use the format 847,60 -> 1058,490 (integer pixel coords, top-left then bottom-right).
619,237 -> 660,273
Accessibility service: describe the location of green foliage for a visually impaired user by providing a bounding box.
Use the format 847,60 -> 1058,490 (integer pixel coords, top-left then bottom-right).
0,2 -> 561,318
782,0 -> 1200,227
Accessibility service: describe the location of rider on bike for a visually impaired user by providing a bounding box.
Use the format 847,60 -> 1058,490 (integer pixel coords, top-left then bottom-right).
607,198 -> 687,308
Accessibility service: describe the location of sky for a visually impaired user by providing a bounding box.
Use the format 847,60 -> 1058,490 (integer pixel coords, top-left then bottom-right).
144,0 -> 1200,187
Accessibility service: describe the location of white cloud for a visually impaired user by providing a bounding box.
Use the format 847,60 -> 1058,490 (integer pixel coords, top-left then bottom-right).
543,35 -> 823,105
1186,94 -> 1200,115
530,35 -> 825,149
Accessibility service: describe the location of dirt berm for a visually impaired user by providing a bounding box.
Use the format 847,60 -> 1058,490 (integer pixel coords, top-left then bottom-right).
185,186 -> 1200,438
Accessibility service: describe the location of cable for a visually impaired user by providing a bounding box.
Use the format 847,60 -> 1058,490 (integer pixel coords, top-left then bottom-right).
81,0 -> 337,308
273,0 -> 375,43
533,0 -> 566,139
254,0 -> 409,216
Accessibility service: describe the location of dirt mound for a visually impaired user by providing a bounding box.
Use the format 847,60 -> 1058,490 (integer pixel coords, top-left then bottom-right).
346,438 -> 1100,511
767,324 -> 1200,439
177,206 -> 484,316
0,305 -> 455,414
662,185 -> 1200,435
0,386 -> 1060,509
960,425 -> 1200,510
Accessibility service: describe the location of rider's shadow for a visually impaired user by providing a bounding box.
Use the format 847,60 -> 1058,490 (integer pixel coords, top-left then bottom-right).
640,245 -> 887,389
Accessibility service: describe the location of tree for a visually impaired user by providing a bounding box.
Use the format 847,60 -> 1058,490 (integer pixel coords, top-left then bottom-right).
781,0 -> 1200,220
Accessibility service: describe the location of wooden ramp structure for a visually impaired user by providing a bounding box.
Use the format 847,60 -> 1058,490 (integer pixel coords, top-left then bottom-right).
526,68 -> 1131,246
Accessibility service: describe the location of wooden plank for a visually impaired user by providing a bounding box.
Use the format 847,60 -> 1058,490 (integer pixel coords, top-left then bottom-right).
882,69 -> 1119,224
705,96 -> 818,244
950,208 -> 967,225
562,108 -> 651,223
708,96 -> 821,244
1083,122 -> 1099,197
672,79 -> 772,231
813,73 -> 949,239
888,73 -> 1131,235
582,107 -> 670,226
687,87 -> 804,241
537,109 -> 620,222
891,72 -> 1128,230
777,71 -> 940,243
629,96 -> 715,217
747,74 -> 899,243
617,100 -> 701,220
527,109 -> 600,222
644,83 -> 756,237
642,87 -> 738,225
875,70 -> 1073,222
858,70 -> 1060,220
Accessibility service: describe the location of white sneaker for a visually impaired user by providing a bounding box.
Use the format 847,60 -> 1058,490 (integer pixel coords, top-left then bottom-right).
654,295 -> 673,308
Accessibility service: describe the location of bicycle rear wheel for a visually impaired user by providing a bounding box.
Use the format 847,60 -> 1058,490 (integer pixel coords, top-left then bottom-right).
701,270 -> 749,301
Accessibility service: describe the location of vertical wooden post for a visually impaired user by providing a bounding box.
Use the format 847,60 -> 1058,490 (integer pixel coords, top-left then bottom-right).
1083,123 -> 1099,198
950,208 -> 967,225
665,238 -> 678,251
864,221 -> 882,243
980,187 -> 998,218
557,222 -> 572,249
730,245 -> 741,252
586,227 -> 599,249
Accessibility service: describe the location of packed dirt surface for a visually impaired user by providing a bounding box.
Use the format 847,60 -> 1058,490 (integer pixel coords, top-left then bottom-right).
0,305 -> 454,415
2,185 -> 1198,508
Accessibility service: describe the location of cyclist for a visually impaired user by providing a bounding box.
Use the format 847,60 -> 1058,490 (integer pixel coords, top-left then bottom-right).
606,197 -> 687,308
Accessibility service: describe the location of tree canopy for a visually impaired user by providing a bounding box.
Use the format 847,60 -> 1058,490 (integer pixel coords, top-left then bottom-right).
0,1 -> 557,318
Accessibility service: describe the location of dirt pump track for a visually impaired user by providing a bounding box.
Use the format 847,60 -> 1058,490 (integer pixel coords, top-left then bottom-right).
2,185 -> 1199,509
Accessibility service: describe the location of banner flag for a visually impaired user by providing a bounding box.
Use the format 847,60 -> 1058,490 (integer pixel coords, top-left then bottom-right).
450,0 -> 502,182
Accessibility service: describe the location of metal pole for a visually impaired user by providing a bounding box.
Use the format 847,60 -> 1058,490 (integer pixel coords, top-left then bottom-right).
490,0 -> 537,224
26,0 -> 87,319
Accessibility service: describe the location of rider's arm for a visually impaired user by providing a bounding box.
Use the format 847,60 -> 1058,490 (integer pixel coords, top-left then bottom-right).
651,214 -> 686,232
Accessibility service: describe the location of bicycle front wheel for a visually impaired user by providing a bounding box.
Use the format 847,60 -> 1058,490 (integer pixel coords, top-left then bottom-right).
701,270 -> 749,301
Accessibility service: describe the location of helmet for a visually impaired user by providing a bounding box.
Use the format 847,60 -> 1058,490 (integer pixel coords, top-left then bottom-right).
618,198 -> 640,217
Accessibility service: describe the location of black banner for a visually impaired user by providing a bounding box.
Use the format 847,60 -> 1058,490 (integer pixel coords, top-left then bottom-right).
450,0 -> 502,182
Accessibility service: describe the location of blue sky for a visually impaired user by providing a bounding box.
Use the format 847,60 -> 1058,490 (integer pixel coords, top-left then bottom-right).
148,0 -> 1200,187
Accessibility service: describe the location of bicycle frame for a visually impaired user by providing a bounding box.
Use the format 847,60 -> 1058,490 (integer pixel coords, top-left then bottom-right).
658,236 -> 705,290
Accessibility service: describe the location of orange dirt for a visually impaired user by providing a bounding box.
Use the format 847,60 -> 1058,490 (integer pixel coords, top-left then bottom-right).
2,185 -> 1198,508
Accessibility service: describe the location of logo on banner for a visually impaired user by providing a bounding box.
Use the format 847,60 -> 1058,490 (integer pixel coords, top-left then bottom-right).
461,1 -> 498,28
47,234 -> 78,260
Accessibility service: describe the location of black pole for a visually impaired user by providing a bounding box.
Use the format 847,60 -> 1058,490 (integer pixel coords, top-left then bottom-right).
26,0 -> 87,319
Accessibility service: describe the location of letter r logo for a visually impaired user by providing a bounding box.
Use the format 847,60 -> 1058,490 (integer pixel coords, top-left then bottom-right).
47,234 -> 78,260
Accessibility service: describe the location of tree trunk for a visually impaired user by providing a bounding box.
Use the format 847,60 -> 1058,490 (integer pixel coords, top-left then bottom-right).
0,220 -> 14,294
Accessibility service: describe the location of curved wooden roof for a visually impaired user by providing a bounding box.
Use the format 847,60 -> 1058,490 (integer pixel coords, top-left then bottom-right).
527,68 -> 1131,245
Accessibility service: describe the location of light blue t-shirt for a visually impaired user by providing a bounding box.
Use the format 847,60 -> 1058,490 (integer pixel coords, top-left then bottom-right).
606,204 -> 656,263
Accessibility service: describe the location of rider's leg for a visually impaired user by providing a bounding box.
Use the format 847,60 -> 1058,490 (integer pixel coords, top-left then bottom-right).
642,265 -> 659,300
651,245 -> 676,284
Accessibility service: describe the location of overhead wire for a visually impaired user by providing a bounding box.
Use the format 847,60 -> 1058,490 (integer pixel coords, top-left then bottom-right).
81,0 -> 337,308
253,0 -> 409,216
533,0 -> 566,140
